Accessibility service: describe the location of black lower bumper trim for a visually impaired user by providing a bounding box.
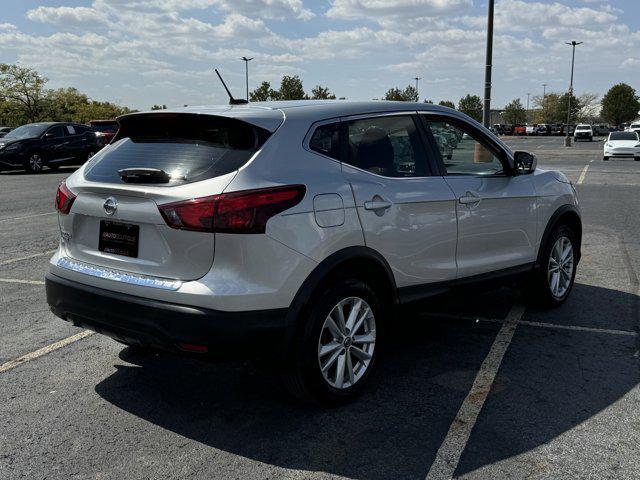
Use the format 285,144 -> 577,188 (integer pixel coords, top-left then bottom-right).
45,273 -> 289,357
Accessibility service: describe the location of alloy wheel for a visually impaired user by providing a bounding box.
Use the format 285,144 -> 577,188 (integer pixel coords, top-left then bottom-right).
548,236 -> 574,299
317,296 -> 376,389
29,154 -> 43,173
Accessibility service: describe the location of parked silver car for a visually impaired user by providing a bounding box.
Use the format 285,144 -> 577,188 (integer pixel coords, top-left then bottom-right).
46,101 -> 581,405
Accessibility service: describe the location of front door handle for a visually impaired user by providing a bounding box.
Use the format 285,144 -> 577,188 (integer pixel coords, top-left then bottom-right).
459,191 -> 481,206
364,199 -> 392,211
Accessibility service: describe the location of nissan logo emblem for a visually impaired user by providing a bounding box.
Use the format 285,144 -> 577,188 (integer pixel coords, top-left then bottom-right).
103,197 -> 118,216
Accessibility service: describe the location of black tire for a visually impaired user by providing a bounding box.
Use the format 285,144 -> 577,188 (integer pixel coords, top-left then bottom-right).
25,152 -> 45,174
527,225 -> 578,308
603,156 -> 609,161
635,157 -> 640,162
281,277 -> 383,407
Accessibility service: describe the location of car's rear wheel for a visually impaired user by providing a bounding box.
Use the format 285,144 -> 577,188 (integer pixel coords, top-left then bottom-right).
635,157 -> 639,162
603,156 -> 609,161
26,153 -> 44,174
282,277 -> 382,406
528,225 -> 577,308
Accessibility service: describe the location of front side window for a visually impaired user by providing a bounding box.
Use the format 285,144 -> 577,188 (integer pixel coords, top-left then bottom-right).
424,119 -> 505,176
47,126 -> 66,139
344,115 -> 426,177
309,122 -> 340,160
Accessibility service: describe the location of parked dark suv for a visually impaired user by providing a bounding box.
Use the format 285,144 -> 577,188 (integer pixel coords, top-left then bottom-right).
0,122 -> 100,173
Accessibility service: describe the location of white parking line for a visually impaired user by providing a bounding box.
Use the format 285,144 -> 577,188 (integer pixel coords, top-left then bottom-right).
0,211 -> 56,223
0,330 -> 94,374
577,165 -> 589,184
422,312 -> 638,337
482,317 -> 637,337
0,250 -> 56,267
0,278 -> 45,285
425,304 -> 525,480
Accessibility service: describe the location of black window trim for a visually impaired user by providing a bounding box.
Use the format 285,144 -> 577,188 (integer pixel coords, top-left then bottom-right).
417,112 -> 515,177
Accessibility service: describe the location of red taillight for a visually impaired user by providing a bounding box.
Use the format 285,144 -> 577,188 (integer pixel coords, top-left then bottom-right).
55,181 -> 76,214
158,185 -> 306,234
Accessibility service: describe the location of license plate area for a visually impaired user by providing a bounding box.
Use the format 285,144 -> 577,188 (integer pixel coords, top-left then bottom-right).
99,220 -> 139,258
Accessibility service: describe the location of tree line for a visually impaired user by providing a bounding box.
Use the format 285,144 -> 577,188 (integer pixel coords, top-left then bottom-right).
3,63 -> 637,128
0,64 -> 134,127
499,84 -> 639,126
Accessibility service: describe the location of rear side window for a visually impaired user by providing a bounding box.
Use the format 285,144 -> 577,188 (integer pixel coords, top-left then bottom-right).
309,122 -> 341,160
84,114 -> 270,186
344,115 -> 427,177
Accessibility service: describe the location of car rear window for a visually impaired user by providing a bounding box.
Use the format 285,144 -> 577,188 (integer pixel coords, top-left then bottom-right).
84,113 -> 270,186
610,132 -> 638,141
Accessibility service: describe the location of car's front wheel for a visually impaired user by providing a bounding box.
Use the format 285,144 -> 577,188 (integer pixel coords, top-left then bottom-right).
603,156 -> 609,161
528,225 -> 578,308
26,152 -> 44,174
282,277 -> 382,406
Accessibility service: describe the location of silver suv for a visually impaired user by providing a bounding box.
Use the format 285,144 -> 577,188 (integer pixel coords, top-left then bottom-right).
46,101 -> 581,405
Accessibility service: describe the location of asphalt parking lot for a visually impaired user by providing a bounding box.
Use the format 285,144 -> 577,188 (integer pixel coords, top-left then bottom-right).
1,136 -> 639,479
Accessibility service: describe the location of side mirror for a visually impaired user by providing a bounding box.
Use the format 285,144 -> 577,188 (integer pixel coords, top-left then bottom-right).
513,151 -> 537,175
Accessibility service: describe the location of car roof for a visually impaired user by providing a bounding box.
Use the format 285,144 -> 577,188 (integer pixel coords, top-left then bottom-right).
120,100 -> 459,132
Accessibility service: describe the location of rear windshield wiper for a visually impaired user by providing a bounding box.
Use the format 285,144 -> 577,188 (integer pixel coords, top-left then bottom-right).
118,168 -> 171,184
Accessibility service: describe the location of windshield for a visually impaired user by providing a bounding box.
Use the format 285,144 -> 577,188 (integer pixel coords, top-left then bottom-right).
610,132 -> 638,141
3,124 -> 48,140
576,126 -> 591,131
631,124 -> 640,129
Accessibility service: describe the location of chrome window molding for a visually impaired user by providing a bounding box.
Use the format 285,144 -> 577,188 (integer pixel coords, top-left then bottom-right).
56,256 -> 182,291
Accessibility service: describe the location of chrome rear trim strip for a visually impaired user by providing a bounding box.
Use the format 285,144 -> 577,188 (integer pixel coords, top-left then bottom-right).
56,257 -> 182,291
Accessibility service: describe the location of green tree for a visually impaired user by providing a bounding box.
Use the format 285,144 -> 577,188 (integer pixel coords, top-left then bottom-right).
532,93 -> 560,123
438,100 -> 455,109
503,98 -> 527,125
278,75 -> 306,100
384,85 -> 418,102
310,85 -> 336,100
42,87 -> 89,122
249,81 -> 279,102
0,63 -> 48,123
556,92 -> 581,125
600,83 -> 640,126
458,94 -> 483,122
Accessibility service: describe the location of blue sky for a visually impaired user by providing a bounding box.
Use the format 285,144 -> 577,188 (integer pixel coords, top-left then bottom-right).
1,0 -> 638,110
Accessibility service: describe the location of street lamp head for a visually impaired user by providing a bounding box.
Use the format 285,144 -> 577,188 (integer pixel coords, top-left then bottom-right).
241,57 -> 254,62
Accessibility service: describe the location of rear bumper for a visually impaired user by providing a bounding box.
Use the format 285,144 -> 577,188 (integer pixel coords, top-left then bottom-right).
45,273 -> 290,358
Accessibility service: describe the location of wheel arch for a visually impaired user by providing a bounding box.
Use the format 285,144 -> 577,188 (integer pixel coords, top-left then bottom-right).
536,204 -> 582,268
283,246 -> 398,346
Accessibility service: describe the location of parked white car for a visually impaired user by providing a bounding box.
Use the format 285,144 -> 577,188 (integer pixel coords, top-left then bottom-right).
46,101 -> 582,405
603,131 -> 640,161
574,124 -> 593,142
629,123 -> 640,135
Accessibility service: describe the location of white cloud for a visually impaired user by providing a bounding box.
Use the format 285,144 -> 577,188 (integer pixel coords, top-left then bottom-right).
327,0 -> 472,21
26,6 -> 106,26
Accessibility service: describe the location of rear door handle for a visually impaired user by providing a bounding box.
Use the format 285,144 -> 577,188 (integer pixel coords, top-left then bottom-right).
459,192 -> 481,206
364,200 -> 392,211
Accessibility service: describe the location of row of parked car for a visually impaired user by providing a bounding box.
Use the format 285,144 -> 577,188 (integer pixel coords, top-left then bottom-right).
0,120 -> 118,173
491,123 -> 617,137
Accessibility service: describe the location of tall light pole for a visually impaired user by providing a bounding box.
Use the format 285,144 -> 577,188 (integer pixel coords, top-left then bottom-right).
564,41 -> 582,147
413,77 -> 421,100
526,93 -> 530,123
542,83 -> 548,99
241,56 -> 253,101
482,0 -> 495,128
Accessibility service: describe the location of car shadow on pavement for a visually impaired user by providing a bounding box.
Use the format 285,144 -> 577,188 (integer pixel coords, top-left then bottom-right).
94,284 -> 638,480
